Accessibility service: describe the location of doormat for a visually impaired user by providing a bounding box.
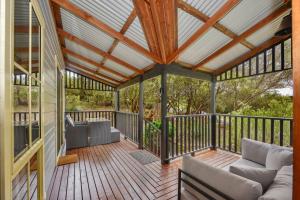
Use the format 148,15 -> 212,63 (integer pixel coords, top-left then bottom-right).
58,154 -> 78,166
129,150 -> 159,165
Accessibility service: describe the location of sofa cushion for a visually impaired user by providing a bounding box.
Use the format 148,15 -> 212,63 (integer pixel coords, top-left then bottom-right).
258,165 -> 292,200
266,144 -> 293,170
223,158 -> 265,171
229,165 -> 277,191
242,138 -> 271,166
182,155 -> 263,200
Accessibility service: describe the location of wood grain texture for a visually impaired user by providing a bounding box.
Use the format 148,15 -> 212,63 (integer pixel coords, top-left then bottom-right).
293,0 -> 300,198
46,138 -> 239,199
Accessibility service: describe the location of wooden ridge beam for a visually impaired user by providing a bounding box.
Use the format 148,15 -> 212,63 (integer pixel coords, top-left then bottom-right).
177,0 -> 254,49
194,3 -> 290,70
148,0 -> 178,63
51,0 -> 162,63
167,0 -> 240,64
133,0 -> 161,58
65,59 -> 121,85
62,48 -> 129,80
214,35 -> 290,75
57,28 -> 143,74
100,9 -> 137,65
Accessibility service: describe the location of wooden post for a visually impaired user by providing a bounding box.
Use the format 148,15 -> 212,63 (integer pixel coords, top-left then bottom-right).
114,90 -> 120,128
161,67 -> 169,164
138,75 -> 144,149
293,0 -> 300,198
210,76 -> 217,150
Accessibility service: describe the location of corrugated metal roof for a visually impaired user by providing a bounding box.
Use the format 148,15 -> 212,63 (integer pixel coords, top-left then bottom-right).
124,17 -> 150,50
69,0 -> 134,32
61,9 -> 114,52
178,27 -> 231,65
111,43 -> 153,69
246,11 -> 290,47
67,55 -> 98,71
67,55 -> 124,82
68,63 -> 119,85
15,0 -> 29,25
184,0 -> 227,17
178,8 -> 204,47
219,0 -> 284,35
65,39 -> 103,63
205,44 -> 249,69
104,60 -> 135,76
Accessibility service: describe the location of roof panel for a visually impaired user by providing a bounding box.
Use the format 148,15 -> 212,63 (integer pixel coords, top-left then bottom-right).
104,60 -> 135,76
65,39 -> 103,63
178,8 -> 204,47
184,0 -> 227,17
246,11 -> 290,47
111,43 -> 153,69
61,9 -> 114,52
205,44 -> 249,70
67,55 -> 124,81
219,0 -> 284,35
124,17 -> 150,50
178,28 -> 231,65
68,63 -> 119,85
67,55 -> 98,71
69,0 -> 133,32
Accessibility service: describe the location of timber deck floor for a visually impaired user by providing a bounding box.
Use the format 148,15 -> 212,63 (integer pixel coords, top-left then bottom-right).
47,139 -> 240,200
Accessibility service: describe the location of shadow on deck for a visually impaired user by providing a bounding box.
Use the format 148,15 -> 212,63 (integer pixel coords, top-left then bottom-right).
47,139 -> 239,200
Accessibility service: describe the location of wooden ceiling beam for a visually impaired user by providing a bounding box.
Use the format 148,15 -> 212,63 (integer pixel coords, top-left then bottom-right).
15,26 -> 39,33
148,0 -> 178,63
194,4 -> 290,70
65,59 -> 121,85
133,0 -> 161,58
177,0 -> 254,49
167,0 -> 240,64
57,28 -> 143,74
51,0 -> 161,63
214,35 -> 290,75
66,66 -> 118,87
50,1 -> 66,48
100,9 -> 137,65
62,48 -> 129,80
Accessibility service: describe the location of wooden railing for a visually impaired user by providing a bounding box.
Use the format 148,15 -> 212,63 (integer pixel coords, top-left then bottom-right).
216,114 -> 293,154
65,110 -> 115,126
143,119 -> 161,156
115,111 -> 139,144
166,114 -> 212,160
14,112 -> 39,122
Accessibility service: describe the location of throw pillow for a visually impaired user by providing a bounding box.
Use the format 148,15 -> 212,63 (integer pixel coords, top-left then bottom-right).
266,144 -> 293,170
230,165 -> 277,191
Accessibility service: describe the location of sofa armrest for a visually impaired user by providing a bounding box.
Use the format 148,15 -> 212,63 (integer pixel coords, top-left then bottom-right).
180,155 -> 263,200
65,125 -> 89,150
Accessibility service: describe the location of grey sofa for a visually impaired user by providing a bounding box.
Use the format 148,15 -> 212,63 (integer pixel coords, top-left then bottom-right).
65,115 -> 121,150
65,115 -> 89,150
179,138 -> 293,200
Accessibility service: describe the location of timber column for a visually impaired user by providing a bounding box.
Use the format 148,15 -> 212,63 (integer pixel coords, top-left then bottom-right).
138,75 -> 144,149
161,66 -> 169,164
210,76 -> 217,150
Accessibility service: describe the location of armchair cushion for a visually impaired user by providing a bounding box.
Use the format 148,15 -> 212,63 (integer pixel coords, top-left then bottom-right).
266,144 -> 293,170
229,165 -> 277,191
241,138 -> 271,166
182,155 -> 263,200
258,165 -> 292,200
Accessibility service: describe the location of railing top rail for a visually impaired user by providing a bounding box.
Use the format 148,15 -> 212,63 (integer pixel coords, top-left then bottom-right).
167,113 -> 211,118
216,113 -> 293,120
115,111 -> 139,115
65,110 -> 115,113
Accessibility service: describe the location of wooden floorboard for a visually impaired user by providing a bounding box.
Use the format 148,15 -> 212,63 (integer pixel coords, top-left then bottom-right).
45,139 -> 239,200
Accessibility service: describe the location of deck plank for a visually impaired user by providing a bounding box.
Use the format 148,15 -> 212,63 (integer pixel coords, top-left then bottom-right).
46,139 -> 239,200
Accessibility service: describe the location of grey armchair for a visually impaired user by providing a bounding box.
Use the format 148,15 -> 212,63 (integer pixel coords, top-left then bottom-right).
65,115 -> 89,150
